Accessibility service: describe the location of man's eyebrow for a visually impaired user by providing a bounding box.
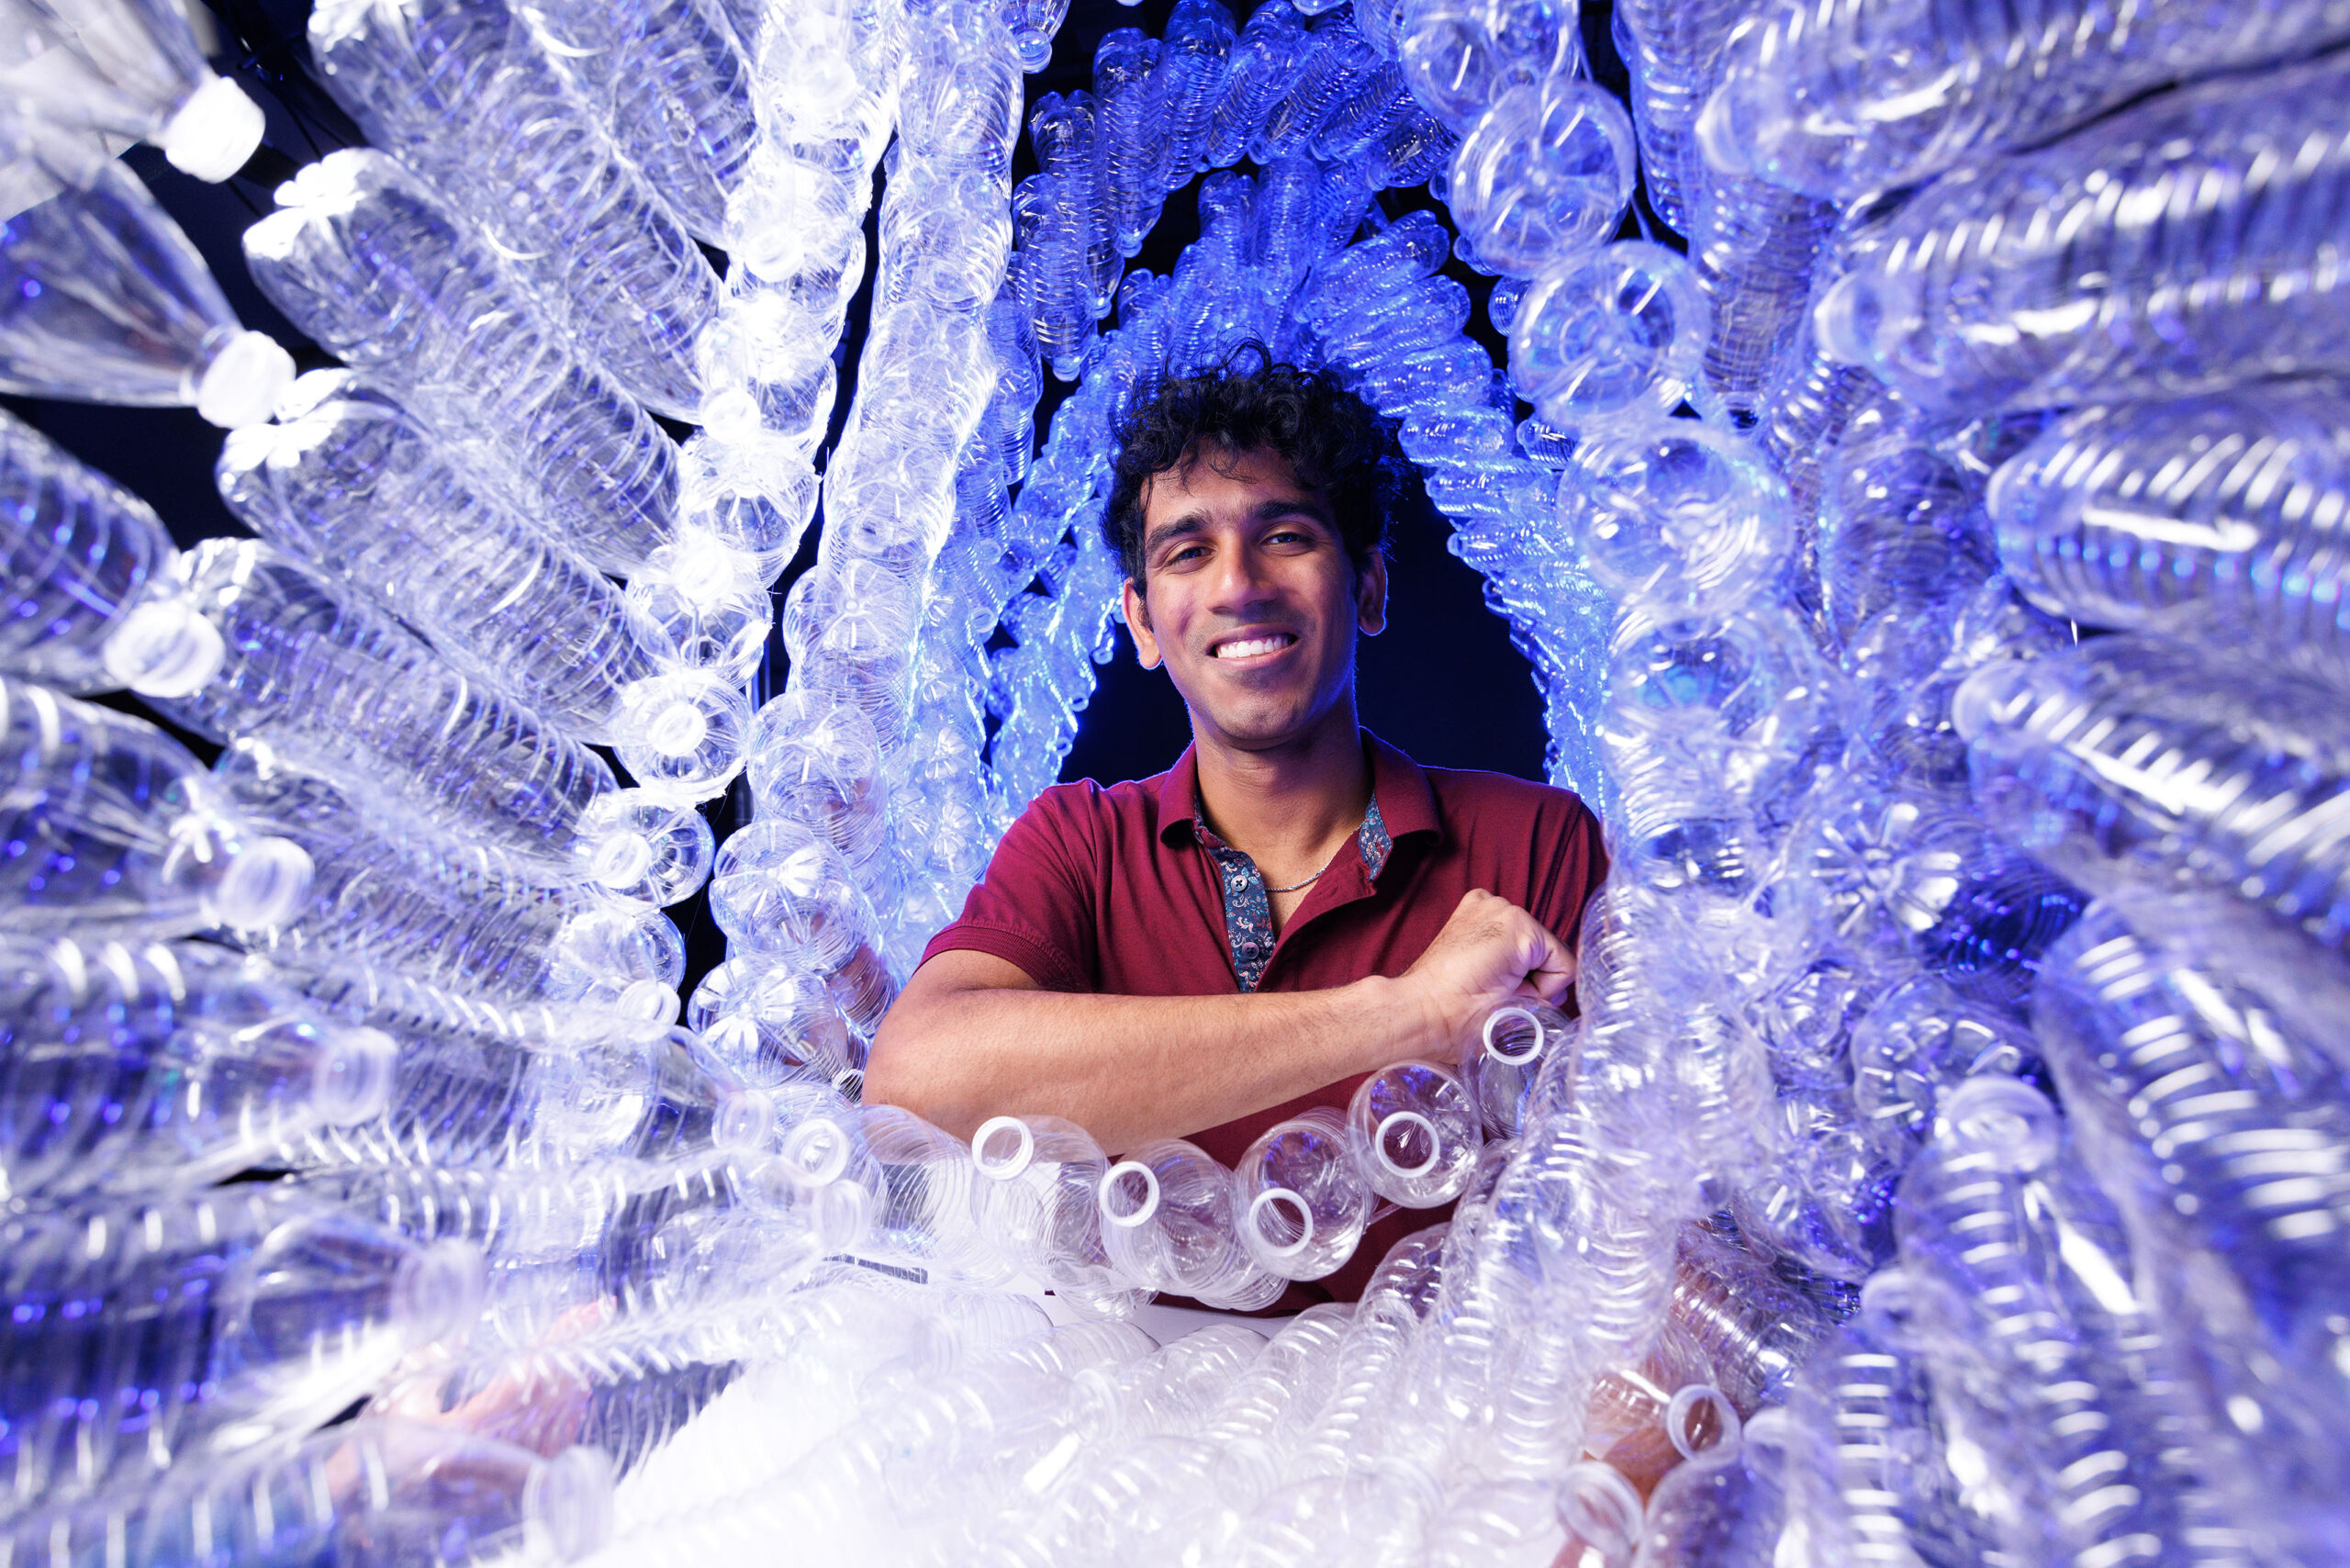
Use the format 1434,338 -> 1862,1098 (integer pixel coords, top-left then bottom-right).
1251,495 -> 1334,525
1142,514 -> 1209,556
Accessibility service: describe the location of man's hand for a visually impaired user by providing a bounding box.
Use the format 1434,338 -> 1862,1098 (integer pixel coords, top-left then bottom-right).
1395,889 -> 1577,1062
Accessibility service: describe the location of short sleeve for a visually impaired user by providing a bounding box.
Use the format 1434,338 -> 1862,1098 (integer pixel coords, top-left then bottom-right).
1528,792 -> 1609,947
918,784 -> 1102,992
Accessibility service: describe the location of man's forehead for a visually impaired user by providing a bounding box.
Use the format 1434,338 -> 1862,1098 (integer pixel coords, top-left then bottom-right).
1140,442 -> 1326,516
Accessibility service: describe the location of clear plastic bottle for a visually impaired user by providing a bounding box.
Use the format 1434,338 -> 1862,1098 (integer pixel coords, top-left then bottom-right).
857,1104 -> 1018,1288
1816,420 -> 1993,647
308,0 -> 718,417
0,1187 -> 485,1510
1394,0 -> 1580,133
1445,77 -> 1636,280
218,372 -> 711,752
0,0 -> 265,179
514,0 -> 757,244
1703,0 -> 2350,202
1250,8 -> 1380,166
6,1417 -> 613,1568
1561,415 -> 1794,615
1155,0 -> 1236,190
2034,909 -> 2350,1555
1608,0 -> 1754,235
1092,28 -> 1165,258
0,407 -> 222,699
1235,1106 -> 1375,1282
709,816 -> 878,974
689,953 -> 861,1081
1956,634 -> 2350,954
1203,0 -> 1307,169
971,1113 -> 1149,1317
242,150 -> 682,576
149,538 -> 631,877
0,119 -> 292,426
1466,999 -> 1572,1138
1812,54 -> 2350,414
218,738 -> 687,1009
0,935 -> 394,1203
1097,1137 -> 1285,1310
288,964 -> 763,1170
1895,1076 -> 2225,1565
0,674 -> 313,937
1347,1058 -> 1483,1208
1989,381 -> 2350,682
1848,974 -> 2035,1161
1509,241 -> 1708,436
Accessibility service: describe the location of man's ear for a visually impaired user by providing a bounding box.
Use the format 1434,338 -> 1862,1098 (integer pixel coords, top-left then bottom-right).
1124,577 -> 1163,670
1357,549 -> 1389,638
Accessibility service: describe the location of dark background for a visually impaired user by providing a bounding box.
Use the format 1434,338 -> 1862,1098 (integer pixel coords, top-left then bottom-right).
6,0 -> 1628,981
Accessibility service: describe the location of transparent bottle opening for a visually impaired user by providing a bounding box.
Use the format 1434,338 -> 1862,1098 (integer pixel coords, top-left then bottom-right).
212,834 -> 316,929
1098,1161 -> 1160,1228
525,1446 -> 619,1564
104,597 -> 225,699
315,1025 -> 397,1126
972,1114 -> 1036,1180
160,75 -> 266,181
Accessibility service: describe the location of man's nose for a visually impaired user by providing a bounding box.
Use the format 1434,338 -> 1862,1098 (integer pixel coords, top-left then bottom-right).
1206,541 -> 1280,614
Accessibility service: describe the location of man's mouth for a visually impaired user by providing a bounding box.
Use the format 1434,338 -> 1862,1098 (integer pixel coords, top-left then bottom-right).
1210,633 -> 1298,661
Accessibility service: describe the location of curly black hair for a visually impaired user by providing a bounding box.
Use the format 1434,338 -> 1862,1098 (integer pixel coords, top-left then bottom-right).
1102,343 -> 1406,587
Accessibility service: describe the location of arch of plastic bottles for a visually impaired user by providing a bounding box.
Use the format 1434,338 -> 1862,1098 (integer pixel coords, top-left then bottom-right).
6,0 -> 2350,1560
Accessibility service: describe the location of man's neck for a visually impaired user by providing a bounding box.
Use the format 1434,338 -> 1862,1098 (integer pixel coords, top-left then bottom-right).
1192,702 -> 1371,873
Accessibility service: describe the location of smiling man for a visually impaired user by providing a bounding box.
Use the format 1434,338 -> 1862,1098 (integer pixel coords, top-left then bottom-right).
865,348 -> 1607,1304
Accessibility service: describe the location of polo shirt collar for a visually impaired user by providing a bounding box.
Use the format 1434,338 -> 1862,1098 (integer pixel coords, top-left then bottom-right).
1154,728 -> 1443,849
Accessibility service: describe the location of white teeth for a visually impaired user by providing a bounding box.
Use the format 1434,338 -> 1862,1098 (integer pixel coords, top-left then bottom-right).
1214,635 -> 1292,660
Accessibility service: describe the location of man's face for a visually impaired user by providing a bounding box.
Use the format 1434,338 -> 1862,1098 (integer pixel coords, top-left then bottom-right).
1124,444 -> 1386,753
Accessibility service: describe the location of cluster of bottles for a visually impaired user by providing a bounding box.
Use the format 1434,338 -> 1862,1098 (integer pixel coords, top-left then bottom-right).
9,0 -> 2350,1561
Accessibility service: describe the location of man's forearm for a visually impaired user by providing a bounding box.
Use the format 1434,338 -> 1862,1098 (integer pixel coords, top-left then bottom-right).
864,975 -> 1428,1152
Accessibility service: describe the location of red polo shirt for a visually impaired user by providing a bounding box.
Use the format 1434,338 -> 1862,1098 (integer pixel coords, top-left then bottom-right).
918,730 -> 1607,1305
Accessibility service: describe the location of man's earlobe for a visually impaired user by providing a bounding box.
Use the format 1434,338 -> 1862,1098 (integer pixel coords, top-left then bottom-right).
1123,577 -> 1162,670
1359,552 -> 1390,638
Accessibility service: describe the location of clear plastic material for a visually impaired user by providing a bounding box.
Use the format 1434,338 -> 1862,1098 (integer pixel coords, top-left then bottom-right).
0,935 -> 393,1202
970,1113 -> 1148,1317
1562,417 -> 1795,617
219,738 -> 688,1007
218,372 -> 697,749
0,1188 -> 484,1508
1509,242 -> 1708,436
1703,0 -> 2350,201
0,120 -> 291,425
151,538 -> 626,877
0,0 -> 265,179
1235,1106 -> 1374,1282
1445,77 -> 1635,280
1097,1137 -> 1284,1310
1988,381 -> 2350,683
514,0 -> 757,245
4,1417 -> 613,1567
0,407 -> 217,698
1813,55 -> 2350,413
243,150 -> 682,576
308,0 -> 718,417
1957,634 -> 2350,956
282,965 -> 749,1170
1347,1058 -> 1482,1208
2032,905 -> 2350,1552
0,675 -> 313,937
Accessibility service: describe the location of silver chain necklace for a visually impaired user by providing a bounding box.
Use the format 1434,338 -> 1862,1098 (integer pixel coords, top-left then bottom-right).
1263,867 -> 1326,896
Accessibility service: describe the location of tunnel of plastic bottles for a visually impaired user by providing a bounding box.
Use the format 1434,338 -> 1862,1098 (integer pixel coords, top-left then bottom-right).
8,0 -> 2350,1561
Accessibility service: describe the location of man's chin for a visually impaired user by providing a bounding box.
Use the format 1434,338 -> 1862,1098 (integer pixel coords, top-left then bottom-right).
1191,702 -> 1328,753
